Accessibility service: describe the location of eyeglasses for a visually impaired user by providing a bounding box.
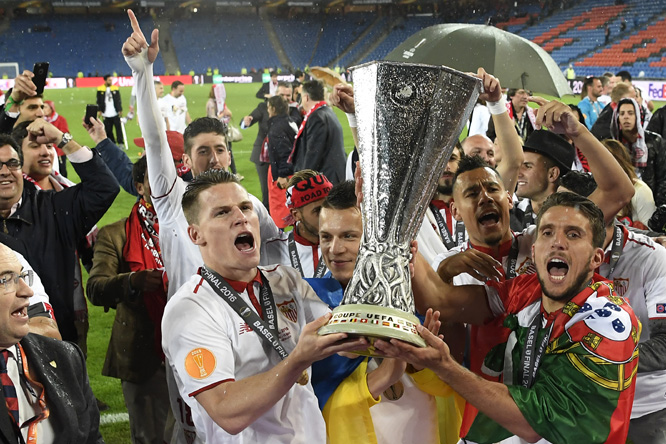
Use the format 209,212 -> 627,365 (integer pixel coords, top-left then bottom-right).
0,270 -> 33,293
0,159 -> 22,171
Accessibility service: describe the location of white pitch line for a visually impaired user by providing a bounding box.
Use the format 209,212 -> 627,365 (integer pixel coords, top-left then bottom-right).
100,412 -> 130,425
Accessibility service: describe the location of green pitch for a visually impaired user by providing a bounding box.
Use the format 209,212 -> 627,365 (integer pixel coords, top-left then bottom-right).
44,81 -> 360,443
40,82 -> 659,442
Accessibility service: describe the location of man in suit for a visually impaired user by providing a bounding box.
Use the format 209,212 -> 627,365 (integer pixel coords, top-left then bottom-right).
243,99 -> 271,210
96,74 -> 124,146
291,80 -> 346,184
256,71 -> 279,100
87,156 -> 169,444
0,242 -> 103,444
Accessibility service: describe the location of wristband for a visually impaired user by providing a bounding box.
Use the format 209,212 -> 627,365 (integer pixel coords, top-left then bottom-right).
4,96 -> 22,109
346,112 -> 357,128
487,97 -> 507,115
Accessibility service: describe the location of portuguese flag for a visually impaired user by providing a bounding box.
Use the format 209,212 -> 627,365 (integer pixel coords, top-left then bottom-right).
464,274 -> 640,444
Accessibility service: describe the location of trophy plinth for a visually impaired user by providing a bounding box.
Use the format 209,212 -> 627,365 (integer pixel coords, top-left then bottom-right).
318,61 -> 481,357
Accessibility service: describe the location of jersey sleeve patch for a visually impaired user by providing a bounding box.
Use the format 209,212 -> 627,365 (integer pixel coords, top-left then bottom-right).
184,348 -> 217,380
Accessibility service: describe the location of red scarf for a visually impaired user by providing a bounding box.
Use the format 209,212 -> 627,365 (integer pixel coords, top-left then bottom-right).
123,199 -> 167,359
576,147 -> 591,172
288,101 -> 327,163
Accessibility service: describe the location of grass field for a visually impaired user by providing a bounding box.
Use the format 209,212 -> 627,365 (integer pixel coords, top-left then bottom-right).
41,81 -> 662,443
45,81 -> 360,443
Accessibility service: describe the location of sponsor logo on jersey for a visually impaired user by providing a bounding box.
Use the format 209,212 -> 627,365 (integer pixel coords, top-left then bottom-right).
239,322 -> 253,335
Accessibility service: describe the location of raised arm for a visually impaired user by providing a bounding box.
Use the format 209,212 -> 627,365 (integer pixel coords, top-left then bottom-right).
122,10 -> 175,198
330,83 -> 358,148
84,116 -> 137,196
475,68 -> 523,195
534,99 -> 634,225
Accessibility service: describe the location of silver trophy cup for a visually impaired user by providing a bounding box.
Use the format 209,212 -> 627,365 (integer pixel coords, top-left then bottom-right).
319,61 -> 481,356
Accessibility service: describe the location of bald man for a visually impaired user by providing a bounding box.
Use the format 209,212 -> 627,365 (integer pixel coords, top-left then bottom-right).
461,134 -> 497,167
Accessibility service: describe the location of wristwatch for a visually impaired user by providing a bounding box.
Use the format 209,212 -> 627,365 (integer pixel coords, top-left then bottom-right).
57,132 -> 72,149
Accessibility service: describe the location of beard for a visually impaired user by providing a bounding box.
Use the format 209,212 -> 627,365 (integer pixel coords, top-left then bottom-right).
483,233 -> 504,246
437,183 -> 453,195
538,268 -> 593,305
297,217 -> 319,239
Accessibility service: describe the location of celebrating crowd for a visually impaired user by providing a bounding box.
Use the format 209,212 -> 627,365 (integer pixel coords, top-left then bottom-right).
0,8 -> 663,444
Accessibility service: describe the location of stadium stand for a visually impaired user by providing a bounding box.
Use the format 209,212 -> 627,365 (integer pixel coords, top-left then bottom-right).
336,16 -> 389,69
0,14 -> 165,77
272,13 -> 374,69
579,12 -> 666,77
169,13 -> 281,74
1,0 -> 666,79
360,15 -> 440,65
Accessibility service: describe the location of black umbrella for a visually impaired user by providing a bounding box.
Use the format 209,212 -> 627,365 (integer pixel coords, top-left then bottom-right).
384,23 -> 573,98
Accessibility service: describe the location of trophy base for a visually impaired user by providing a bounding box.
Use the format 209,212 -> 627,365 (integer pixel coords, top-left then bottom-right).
318,304 -> 426,357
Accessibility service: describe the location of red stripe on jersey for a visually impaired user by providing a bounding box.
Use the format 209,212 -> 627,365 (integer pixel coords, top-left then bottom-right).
626,236 -> 656,250
193,276 -> 205,294
151,176 -> 178,200
189,378 -> 235,397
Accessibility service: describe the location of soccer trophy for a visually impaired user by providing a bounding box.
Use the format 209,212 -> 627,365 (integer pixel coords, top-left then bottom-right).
318,61 -> 481,356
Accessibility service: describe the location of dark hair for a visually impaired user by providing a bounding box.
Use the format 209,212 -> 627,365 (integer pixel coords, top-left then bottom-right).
507,88 -> 530,98
132,156 -> 148,185
270,71 -> 278,78
276,81 -> 292,90
182,169 -> 241,224
11,120 -> 32,147
617,98 -> 644,128
154,80 -> 162,85
537,154 -> 562,187
0,133 -> 21,163
581,77 -> 597,100
22,94 -> 43,101
560,171 -> 598,197
171,80 -> 184,90
536,192 -> 606,248
302,80 -> 325,101
268,95 -> 288,115
454,141 -> 465,158
452,155 -> 502,192
103,74 -> 112,81
321,180 -> 357,210
294,70 -> 304,78
616,70 -> 632,83
183,117 -> 227,156
568,104 -> 587,127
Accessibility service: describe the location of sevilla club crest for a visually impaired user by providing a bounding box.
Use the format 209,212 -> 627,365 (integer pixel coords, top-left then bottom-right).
277,299 -> 298,323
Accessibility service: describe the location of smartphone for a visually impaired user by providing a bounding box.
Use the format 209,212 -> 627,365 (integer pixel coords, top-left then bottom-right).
85,104 -> 99,125
32,62 -> 49,95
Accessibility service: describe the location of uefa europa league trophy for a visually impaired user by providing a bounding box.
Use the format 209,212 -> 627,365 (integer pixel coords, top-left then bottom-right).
318,61 -> 481,356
